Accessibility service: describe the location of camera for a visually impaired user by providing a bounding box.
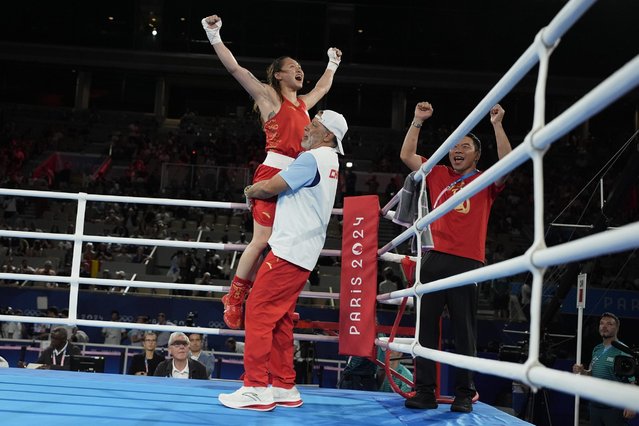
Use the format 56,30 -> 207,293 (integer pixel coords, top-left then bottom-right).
612,341 -> 638,378
614,355 -> 637,377
499,341 -> 529,364
0,306 -> 15,315
498,336 -> 557,367
186,311 -> 198,327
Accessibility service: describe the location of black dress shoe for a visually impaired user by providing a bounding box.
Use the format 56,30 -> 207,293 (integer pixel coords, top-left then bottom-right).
405,391 -> 438,409
450,396 -> 473,413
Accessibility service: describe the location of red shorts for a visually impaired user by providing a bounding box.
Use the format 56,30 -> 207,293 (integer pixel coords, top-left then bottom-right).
251,163 -> 281,227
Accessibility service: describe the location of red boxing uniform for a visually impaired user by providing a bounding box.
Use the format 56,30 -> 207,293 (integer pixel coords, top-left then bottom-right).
251,97 -> 309,227
263,97 -> 309,157
424,163 -> 504,263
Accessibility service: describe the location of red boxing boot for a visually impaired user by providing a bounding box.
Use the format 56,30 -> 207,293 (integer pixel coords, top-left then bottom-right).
222,276 -> 252,329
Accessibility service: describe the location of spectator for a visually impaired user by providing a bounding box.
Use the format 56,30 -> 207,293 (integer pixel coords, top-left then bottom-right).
101,310 -> 126,345
71,327 -> 90,343
35,260 -> 57,287
128,331 -> 164,376
196,272 -> 214,297
379,266 -> 401,295
131,246 -> 149,263
18,259 -> 36,274
27,327 -> 81,370
33,306 -> 59,341
110,270 -> 127,292
225,337 -> 245,354
166,251 -> 183,283
155,313 -> 174,347
127,315 -> 149,346
82,242 -> 96,268
94,242 -> 113,261
188,333 -> 216,378
154,332 -> 208,379
1,307 -> 23,339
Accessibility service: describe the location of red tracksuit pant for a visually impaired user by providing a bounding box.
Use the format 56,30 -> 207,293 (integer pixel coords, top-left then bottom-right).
243,251 -> 310,388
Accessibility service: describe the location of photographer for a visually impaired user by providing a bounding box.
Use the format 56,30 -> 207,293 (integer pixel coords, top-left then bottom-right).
572,312 -> 636,425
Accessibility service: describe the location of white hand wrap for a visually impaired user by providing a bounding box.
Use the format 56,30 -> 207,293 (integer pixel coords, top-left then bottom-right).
244,185 -> 254,212
327,48 -> 341,71
201,17 -> 222,45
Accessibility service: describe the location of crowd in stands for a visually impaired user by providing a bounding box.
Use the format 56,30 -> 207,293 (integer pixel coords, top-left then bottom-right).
0,305 -> 210,349
1,105 -> 638,313
0,307 -> 222,380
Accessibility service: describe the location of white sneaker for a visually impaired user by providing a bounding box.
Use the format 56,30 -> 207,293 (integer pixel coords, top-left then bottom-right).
272,386 -> 303,408
218,386 -> 276,411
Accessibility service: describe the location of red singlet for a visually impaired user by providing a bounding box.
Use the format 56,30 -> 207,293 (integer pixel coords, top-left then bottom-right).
252,98 -> 310,227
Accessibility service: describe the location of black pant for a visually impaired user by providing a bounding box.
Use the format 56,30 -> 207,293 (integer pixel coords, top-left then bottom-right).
415,251 -> 481,399
590,404 -> 629,426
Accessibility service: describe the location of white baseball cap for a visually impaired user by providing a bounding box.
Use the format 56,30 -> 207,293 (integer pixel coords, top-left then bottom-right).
316,110 -> 348,155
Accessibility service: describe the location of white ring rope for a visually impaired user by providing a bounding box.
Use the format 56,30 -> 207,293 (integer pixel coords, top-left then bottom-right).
378,221 -> 639,304
379,54 -> 639,257
0,315 -> 337,343
0,193 -> 345,343
0,228 -> 343,258
375,0 -> 639,414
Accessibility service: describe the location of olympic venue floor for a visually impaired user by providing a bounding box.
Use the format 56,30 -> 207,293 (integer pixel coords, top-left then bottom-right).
0,368 -> 533,426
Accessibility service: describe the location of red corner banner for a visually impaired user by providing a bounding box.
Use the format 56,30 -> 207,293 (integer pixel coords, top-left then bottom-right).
339,195 -> 379,357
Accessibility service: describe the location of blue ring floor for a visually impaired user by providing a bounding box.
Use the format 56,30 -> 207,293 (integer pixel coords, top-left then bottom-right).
0,368 -> 532,425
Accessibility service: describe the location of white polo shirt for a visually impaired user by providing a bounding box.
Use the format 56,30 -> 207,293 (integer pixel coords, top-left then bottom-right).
171,360 -> 189,379
269,146 -> 339,271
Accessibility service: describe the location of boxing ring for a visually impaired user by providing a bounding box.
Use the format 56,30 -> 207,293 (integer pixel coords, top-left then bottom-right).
0,368 -> 531,426
1,0 -> 639,424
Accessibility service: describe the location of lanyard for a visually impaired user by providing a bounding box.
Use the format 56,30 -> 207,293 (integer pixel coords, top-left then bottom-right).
433,169 -> 479,209
52,345 -> 68,366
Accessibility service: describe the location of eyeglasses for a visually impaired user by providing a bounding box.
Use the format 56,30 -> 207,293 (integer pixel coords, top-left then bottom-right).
170,341 -> 188,347
144,339 -> 156,342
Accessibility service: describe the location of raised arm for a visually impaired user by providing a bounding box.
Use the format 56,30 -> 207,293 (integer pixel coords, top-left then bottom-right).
490,104 -> 512,186
299,48 -> 341,110
400,102 -> 434,172
202,15 -> 277,118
